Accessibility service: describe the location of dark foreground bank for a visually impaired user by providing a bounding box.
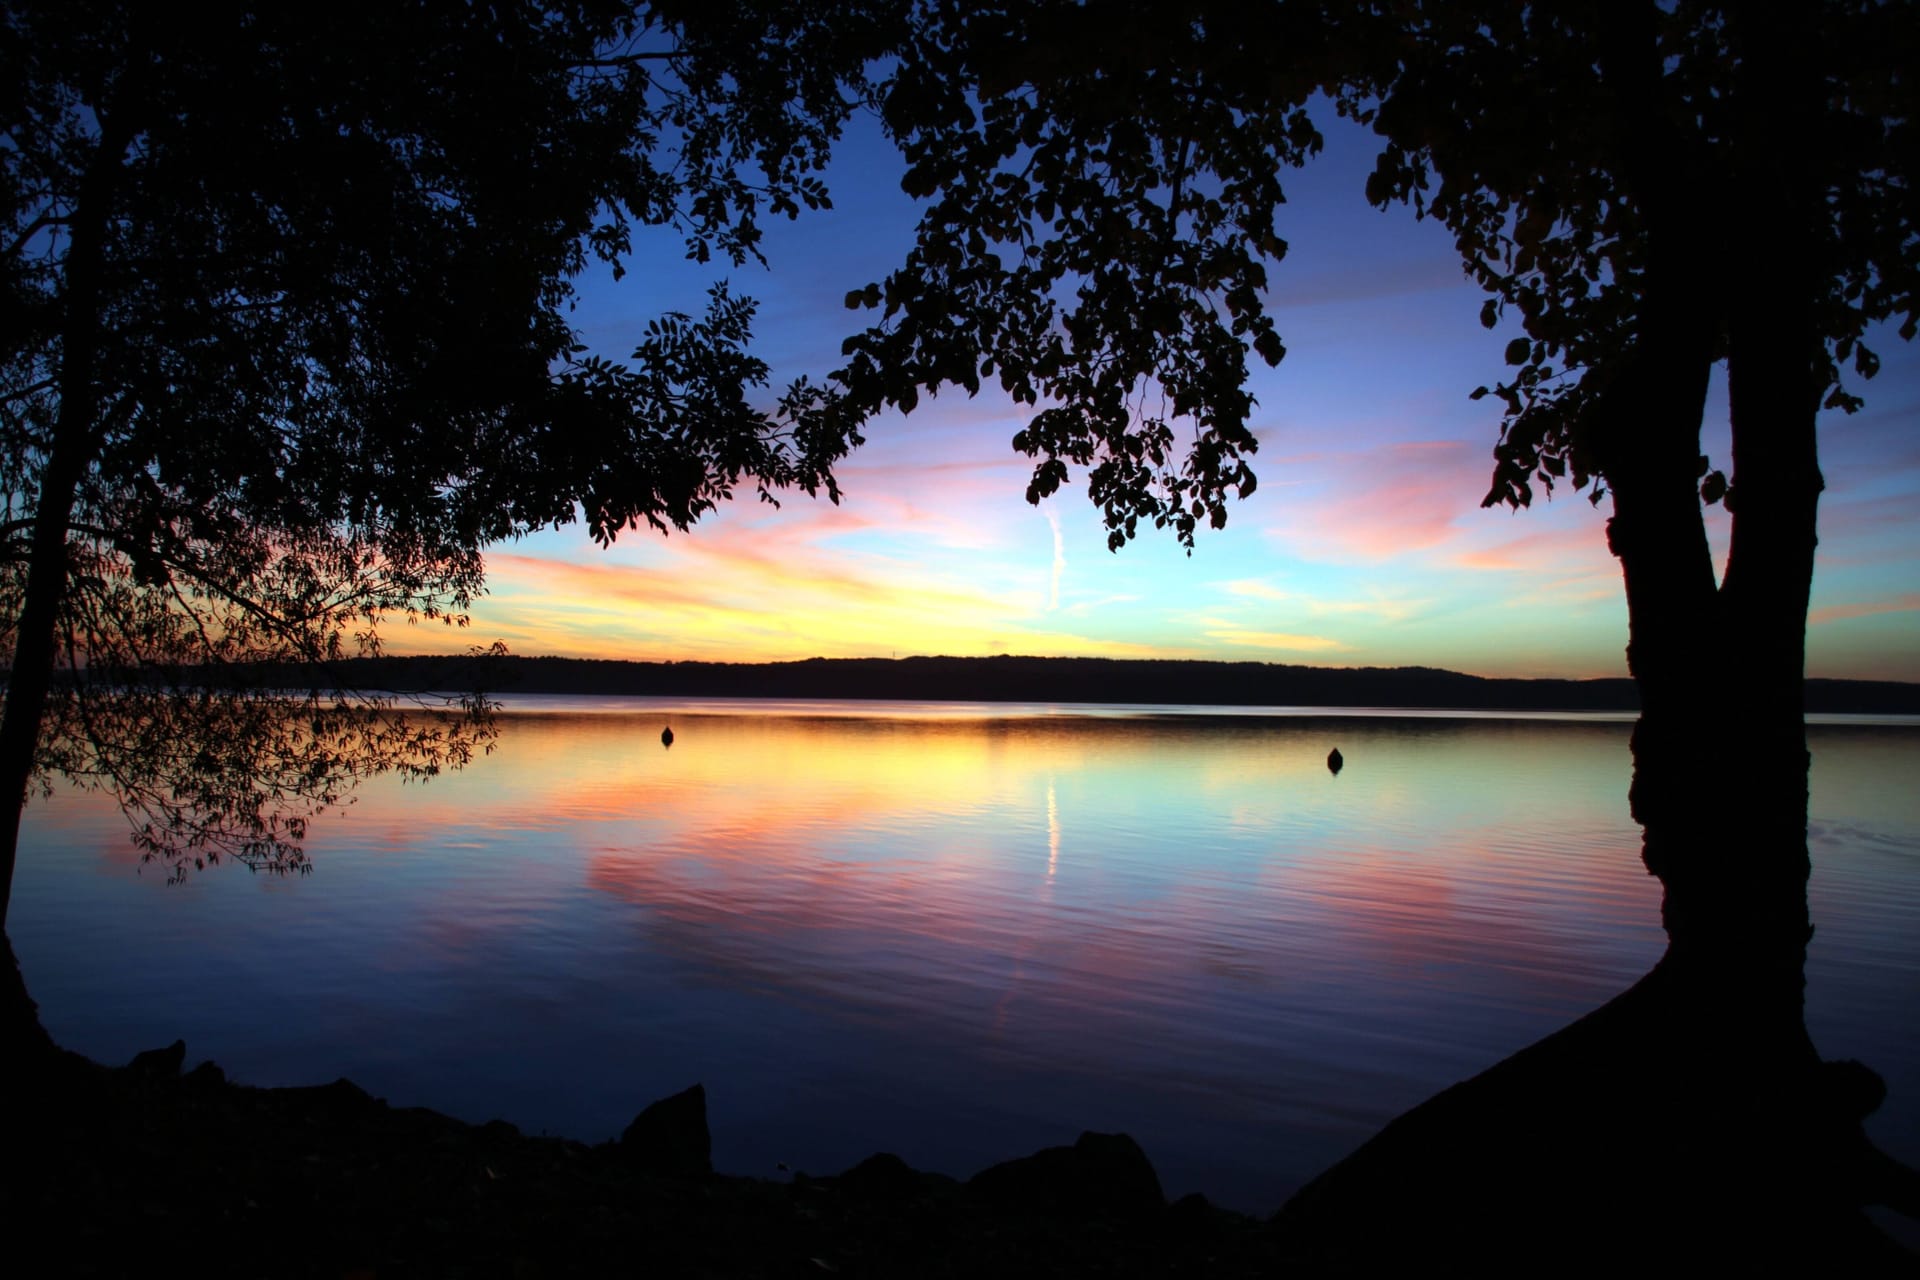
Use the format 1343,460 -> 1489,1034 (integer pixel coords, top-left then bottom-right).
6,919 -> 1916,1278
8,1036 -> 1293,1279
11,1032 -> 1918,1278
15,1028 -> 1920,1280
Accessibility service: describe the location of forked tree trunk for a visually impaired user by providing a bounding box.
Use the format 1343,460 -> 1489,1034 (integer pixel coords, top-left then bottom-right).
1635,0 -> 1828,1079
1585,0 -> 1828,1089
1593,0 -> 1845,1207
1277,3 -> 1912,1263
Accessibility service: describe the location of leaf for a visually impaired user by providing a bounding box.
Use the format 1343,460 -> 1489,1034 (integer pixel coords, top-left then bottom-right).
1503,337 -> 1530,366
900,164 -> 940,198
1253,329 -> 1285,367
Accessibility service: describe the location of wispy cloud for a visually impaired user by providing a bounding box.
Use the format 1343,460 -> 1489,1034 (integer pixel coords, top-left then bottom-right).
408,538 -> 1173,663
1217,577 -> 1426,622
1809,592 -> 1920,626
1451,521 -> 1614,575
1061,593 -> 1140,616
1201,627 -> 1352,654
1221,578 -> 1291,602
1261,440 -> 1491,564
1311,596 -> 1430,622
521,115 -> 1920,685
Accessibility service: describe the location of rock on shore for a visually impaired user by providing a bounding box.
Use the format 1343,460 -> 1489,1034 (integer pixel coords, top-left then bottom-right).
4,1037 -> 1284,1277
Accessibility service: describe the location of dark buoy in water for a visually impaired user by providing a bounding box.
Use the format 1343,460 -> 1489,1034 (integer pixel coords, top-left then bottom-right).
661,725 -> 675,748
1327,747 -> 1343,774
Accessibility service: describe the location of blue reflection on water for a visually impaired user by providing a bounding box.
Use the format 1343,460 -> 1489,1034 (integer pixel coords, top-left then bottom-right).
12,702 -> 1917,1212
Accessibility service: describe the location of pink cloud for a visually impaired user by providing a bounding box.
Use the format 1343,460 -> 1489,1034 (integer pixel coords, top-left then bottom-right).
1261,440 -> 1494,563
1809,592 -> 1920,626
1201,627 -> 1351,653
1451,521 -> 1614,575
1816,492 -> 1920,543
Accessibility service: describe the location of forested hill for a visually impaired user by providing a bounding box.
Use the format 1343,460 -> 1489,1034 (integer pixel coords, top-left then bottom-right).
297,655 -> 1920,715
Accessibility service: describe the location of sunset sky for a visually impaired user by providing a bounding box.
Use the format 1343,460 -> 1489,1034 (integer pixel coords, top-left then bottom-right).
416,112 -> 1920,683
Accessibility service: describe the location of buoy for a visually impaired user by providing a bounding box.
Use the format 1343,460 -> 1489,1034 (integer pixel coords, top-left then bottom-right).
661,725 -> 675,748
1327,747 -> 1343,774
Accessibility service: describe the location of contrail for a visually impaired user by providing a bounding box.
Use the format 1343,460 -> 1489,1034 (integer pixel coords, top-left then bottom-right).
1045,503 -> 1065,611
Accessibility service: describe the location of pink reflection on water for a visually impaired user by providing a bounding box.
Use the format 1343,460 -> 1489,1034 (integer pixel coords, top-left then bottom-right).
20,707 -> 1913,1213
550,712 -> 1669,1074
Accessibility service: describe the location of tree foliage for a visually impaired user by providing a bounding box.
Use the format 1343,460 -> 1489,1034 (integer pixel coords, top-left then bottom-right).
841,6 -> 1920,1247
1335,1 -> 1920,512
839,0 -> 1327,550
842,0 -> 1915,534
0,0 -> 889,891
7,0 -> 1913,892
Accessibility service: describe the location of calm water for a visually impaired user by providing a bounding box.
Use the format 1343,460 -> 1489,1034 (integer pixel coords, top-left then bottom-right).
12,700 -> 1919,1212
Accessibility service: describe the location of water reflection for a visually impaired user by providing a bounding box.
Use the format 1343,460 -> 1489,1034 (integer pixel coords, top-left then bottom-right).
10,705 -> 1916,1212
1046,778 -> 1059,882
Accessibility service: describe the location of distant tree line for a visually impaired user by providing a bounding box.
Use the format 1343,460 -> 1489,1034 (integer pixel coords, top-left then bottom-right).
161,654 -> 1920,716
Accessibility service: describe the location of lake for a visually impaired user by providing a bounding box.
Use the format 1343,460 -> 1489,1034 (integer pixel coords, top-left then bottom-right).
12,699 -> 1919,1214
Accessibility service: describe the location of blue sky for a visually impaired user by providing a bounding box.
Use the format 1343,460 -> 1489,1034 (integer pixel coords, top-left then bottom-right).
414,110 -> 1920,682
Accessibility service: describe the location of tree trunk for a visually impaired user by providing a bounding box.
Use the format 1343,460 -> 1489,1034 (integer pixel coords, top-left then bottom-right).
0,415 -> 95,931
1638,0 -> 1828,1065
1277,4 -> 1915,1263
0,378 -> 94,1044
0,110 -> 127,1055
1601,0 -> 1833,1166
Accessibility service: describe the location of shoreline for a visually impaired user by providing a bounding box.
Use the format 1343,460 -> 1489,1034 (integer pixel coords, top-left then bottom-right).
14,1027 -> 1916,1275
10,1033 -> 1289,1277
71,653 -> 1920,716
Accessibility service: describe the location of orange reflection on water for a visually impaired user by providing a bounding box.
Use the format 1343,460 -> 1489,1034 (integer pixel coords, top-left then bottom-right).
326,710 -> 1666,1052
69,710 -> 1669,1030
26,708 -> 1917,1215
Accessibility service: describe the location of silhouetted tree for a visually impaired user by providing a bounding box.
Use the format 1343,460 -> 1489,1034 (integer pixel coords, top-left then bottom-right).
1317,8 -> 1920,1256
839,0 -> 1919,1260
5,0 -> 1912,1252
0,0 -> 889,971
1345,1 -> 1916,991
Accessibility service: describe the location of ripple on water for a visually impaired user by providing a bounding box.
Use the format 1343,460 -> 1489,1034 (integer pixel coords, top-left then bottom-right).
10,709 -> 1916,1212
